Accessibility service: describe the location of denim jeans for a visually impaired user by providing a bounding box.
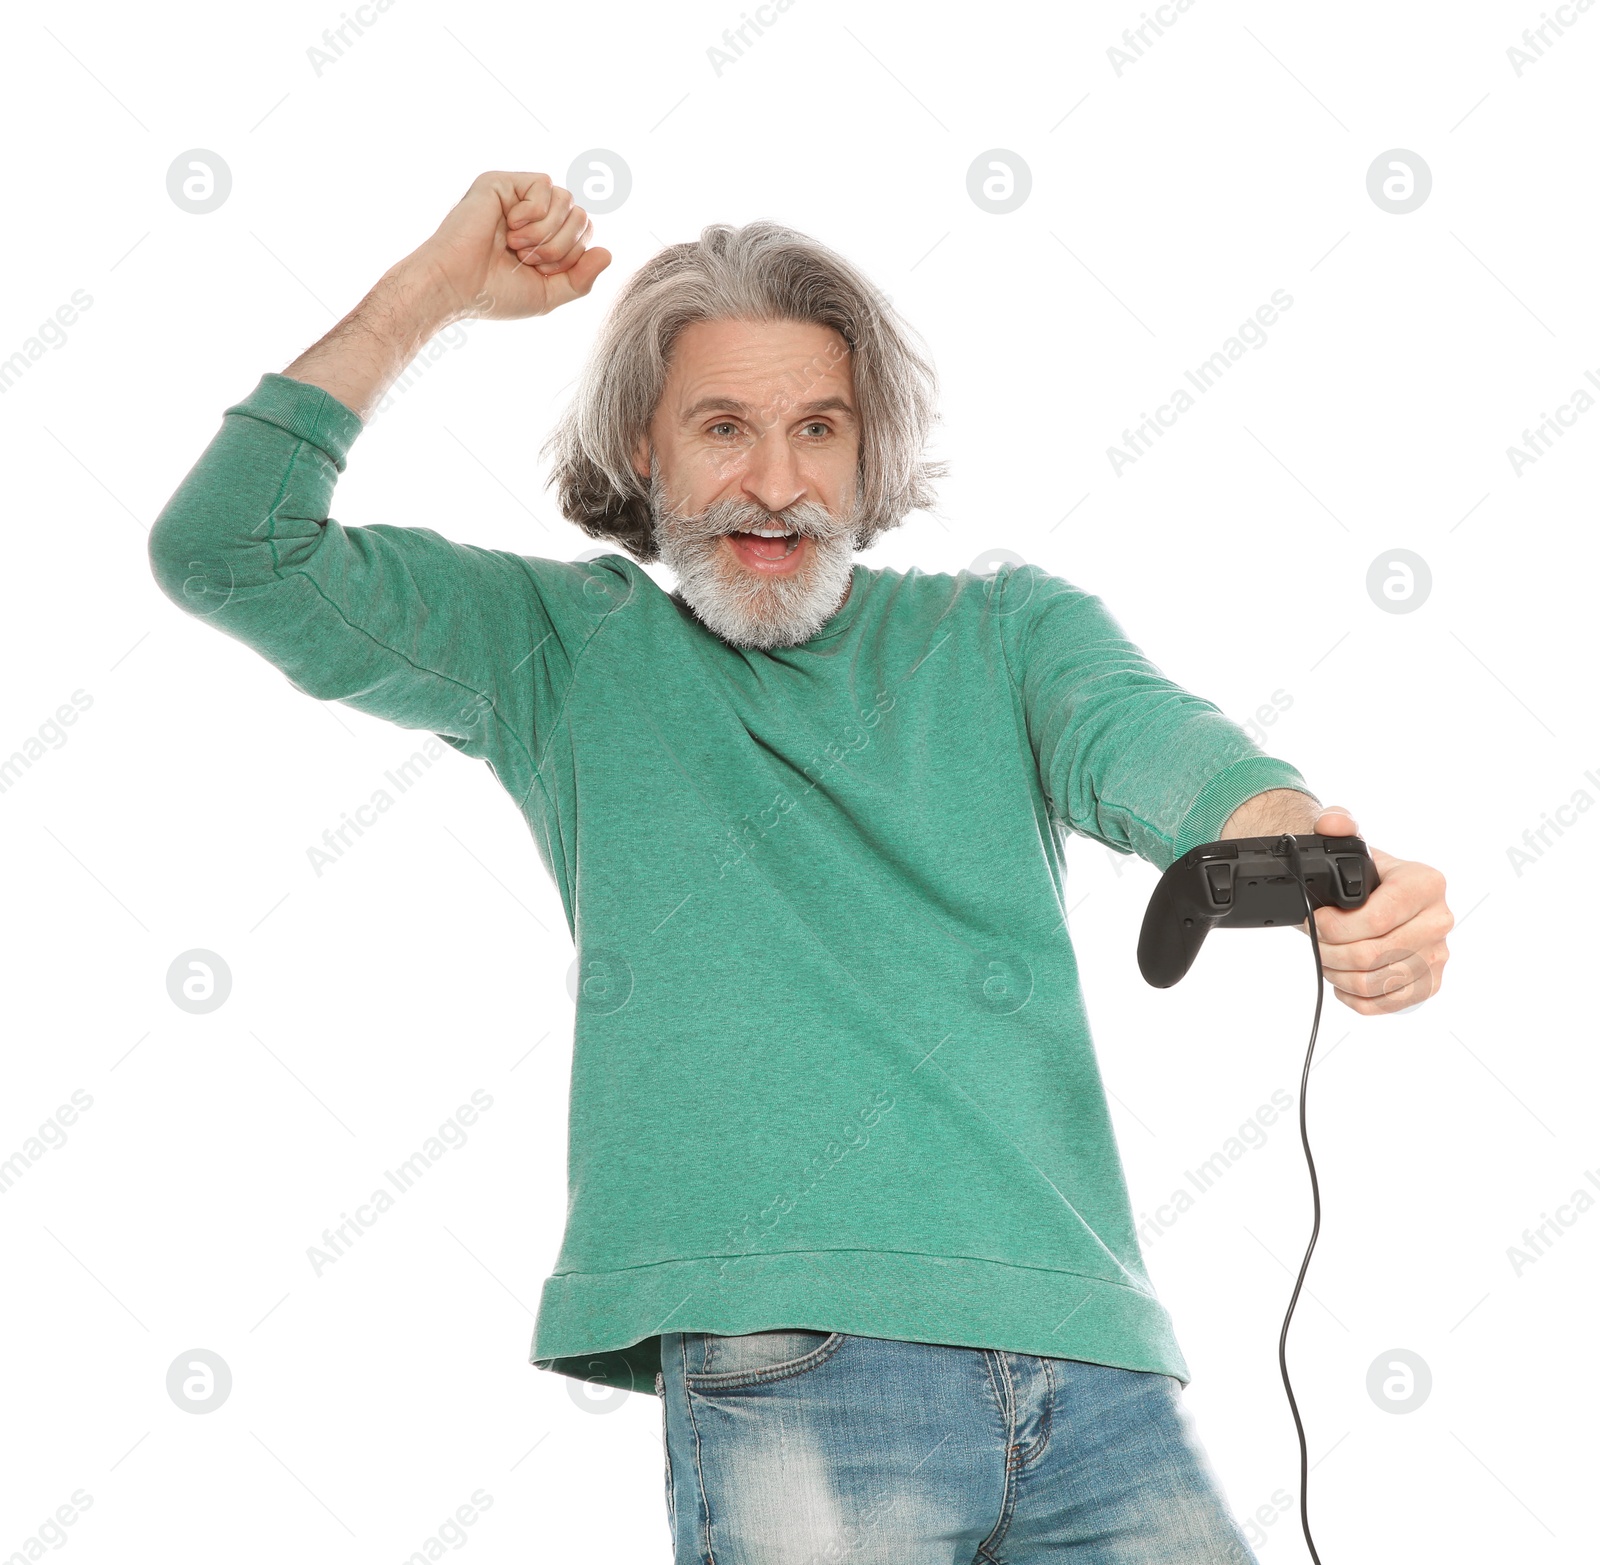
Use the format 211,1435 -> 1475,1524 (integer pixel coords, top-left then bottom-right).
656,1330 -> 1259,1564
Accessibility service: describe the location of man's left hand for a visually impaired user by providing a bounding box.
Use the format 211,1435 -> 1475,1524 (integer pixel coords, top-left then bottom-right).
1309,807 -> 1452,1014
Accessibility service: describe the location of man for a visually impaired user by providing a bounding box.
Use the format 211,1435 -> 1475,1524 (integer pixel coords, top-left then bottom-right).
150,172 -> 1452,1561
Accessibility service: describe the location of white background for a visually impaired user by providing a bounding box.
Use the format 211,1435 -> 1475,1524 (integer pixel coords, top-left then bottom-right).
2,0 -> 1595,1559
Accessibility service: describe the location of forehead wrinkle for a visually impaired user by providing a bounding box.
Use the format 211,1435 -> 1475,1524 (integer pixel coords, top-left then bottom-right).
676,394 -> 858,423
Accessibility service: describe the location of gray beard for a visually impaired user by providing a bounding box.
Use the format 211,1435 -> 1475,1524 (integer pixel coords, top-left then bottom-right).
650,475 -> 861,651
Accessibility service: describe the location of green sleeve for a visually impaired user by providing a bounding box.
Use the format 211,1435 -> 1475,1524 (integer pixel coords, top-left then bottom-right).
147,372 -> 625,794
999,564 -> 1314,870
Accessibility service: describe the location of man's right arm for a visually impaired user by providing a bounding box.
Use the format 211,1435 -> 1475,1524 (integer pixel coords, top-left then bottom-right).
146,173 -> 615,773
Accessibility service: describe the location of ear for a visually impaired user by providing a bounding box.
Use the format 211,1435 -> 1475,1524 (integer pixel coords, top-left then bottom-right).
630,432 -> 653,483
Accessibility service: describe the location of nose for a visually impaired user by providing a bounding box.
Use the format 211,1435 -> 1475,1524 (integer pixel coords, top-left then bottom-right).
739,427 -> 807,516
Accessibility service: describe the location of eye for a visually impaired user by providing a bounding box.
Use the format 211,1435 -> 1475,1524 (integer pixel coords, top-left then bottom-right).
801,421 -> 831,437
708,421 -> 740,438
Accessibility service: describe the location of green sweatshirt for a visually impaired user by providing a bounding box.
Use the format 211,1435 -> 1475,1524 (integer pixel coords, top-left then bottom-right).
149,372 -> 1312,1395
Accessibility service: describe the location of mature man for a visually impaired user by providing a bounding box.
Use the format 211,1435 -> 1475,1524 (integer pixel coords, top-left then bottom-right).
150,172 -> 1452,1561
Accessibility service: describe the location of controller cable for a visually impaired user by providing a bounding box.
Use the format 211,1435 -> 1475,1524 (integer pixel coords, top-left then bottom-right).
1277,835 -> 1327,1565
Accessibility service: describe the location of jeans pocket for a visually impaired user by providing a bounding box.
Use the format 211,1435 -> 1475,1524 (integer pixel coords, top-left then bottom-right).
656,1370 -> 675,1532
682,1328 -> 846,1391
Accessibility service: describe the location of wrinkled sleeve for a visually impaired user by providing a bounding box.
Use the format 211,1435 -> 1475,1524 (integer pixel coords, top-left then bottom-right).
999,564 -> 1314,870
148,372 -> 626,792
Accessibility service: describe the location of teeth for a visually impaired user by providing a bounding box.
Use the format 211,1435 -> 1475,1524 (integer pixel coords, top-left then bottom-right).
748,527 -> 792,537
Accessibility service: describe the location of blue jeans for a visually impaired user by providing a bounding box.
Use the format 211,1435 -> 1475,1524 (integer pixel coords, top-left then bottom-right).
657,1330 -> 1260,1563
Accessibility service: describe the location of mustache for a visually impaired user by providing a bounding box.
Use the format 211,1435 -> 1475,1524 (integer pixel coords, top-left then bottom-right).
652,490 -> 857,546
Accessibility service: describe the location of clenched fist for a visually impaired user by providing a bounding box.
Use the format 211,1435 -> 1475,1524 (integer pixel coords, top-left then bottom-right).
282,171 -> 614,420
399,170 -> 613,322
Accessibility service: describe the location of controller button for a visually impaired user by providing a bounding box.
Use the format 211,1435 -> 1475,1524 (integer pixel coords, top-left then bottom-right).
1335,856 -> 1363,897
1205,863 -> 1233,905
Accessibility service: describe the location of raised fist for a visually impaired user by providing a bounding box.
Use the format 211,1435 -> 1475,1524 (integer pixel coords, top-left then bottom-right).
398,170 -> 612,322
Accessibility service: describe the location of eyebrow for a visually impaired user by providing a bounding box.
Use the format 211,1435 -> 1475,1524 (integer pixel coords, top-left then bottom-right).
678,395 -> 857,423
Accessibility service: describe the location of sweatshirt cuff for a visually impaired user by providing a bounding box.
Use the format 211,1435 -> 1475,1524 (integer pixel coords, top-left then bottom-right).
1172,756 -> 1316,859
224,372 -> 364,472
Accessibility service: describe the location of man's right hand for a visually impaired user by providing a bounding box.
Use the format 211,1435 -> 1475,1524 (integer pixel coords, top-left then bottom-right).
396,170 -> 613,323
282,171 -> 612,421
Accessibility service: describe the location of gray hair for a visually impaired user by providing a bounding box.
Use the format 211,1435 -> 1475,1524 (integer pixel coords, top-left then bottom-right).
542,221 -> 946,561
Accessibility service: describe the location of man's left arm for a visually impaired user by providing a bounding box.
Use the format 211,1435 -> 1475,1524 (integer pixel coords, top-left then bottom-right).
1221,790 -> 1453,1014
997,565 -> 1453,1015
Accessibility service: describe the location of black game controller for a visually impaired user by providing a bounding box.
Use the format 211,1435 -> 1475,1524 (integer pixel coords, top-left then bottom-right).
1137,834 -> 1379,988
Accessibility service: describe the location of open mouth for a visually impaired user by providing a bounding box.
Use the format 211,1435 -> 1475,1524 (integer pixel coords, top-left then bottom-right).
726,527 -> 803,567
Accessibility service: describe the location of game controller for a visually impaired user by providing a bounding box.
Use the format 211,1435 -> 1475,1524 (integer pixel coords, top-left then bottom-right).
1136,830 -> 1381,1565
1137,834 -> 1379,988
